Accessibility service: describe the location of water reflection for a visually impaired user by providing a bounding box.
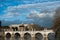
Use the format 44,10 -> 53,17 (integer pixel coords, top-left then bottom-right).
48,33 -> 55,40
6,38 -> 11,40
35,33 -> 43,40
0,37 -> 5,40
14,33 -> 20,40
6,33 -> 11,40
24,33 -> 31,40
14,37 -> 20,40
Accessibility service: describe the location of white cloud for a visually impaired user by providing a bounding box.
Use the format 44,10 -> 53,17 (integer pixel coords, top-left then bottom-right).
1,1 -> 60,21
37,13 -> 55,18
28,10 -> 55,19
4,1 -> 60,10
27,10 -> 55,26
2,13 -> 21,18
18,1 -> 60,9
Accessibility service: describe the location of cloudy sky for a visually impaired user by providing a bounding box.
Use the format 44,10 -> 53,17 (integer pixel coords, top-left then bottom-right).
0,0 -> 60,27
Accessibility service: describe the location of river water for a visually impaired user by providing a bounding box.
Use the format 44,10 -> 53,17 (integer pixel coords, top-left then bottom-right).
0,36 -> 55,40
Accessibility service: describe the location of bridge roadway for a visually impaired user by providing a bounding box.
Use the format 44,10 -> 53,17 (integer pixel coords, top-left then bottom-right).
4,30 -> 55,40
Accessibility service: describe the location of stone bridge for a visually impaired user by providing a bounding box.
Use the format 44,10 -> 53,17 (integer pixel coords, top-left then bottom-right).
4,30 -> 55,40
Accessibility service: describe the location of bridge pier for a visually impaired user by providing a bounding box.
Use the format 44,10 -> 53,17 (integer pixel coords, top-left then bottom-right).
21,34 -> 24,40
31,34 -> 35,40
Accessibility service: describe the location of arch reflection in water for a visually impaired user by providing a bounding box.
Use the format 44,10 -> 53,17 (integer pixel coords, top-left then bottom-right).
48,33 -> 55,40
35,33 -> 43,40
24,33 -> 31,40
14,33 -> 20,40
6,33 -> 11,40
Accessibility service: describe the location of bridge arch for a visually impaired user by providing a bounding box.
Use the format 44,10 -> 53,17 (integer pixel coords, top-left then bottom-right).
14,33 -> 21,40
6,33 -> 11,38
14,33 -> 20,38
35,33 -> 43,40
48,33 -> 55,40
24,33 -> 31,40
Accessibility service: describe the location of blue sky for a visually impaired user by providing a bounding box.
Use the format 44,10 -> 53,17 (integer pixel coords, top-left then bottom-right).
0,0 -> 60,27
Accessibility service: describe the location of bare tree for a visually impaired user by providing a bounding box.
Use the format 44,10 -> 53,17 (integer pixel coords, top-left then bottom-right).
52,7 -> 60,40
52,7 -> 60,31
